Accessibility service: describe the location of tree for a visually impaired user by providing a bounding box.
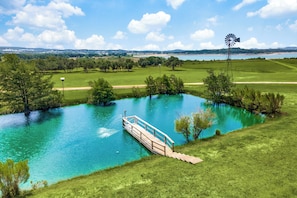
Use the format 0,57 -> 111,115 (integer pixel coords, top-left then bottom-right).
88,78 -> 115,106
155,74 -> 184,95
145,75 -> 157,98
0,159 -> 30,198
124,59 -> 134,71
165,56 -> 182,70
192,109 -> 215,140
175,109 -> 215,142
170,74 -> 184,94
203,69 -> 234,103
0,54 -> 62,116
175,115 -> 191,142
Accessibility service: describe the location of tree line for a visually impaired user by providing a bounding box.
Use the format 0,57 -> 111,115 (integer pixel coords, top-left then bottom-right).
34,57 -> 136,73
203,69 -> 285,117
145,74 -> 184,98
5,55 -> 183,73
87,74 -> 184,106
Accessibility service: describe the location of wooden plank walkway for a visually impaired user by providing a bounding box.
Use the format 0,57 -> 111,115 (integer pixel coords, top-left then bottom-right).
122,115 -> 203,164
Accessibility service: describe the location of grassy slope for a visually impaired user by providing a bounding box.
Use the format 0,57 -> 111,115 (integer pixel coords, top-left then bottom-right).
28,87 -> 297,197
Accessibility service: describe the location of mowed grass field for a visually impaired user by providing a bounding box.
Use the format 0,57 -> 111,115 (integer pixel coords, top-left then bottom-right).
24,58 -> 297,197
51,59 -> 297,89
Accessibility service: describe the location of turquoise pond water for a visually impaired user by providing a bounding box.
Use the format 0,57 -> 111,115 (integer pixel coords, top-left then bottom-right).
0,94 -> 264,186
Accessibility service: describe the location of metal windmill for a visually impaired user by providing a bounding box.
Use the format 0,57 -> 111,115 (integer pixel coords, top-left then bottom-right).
225,33 -> 240,77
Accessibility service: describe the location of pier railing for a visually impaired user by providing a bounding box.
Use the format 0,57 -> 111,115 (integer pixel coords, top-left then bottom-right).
123,115 -> 175,152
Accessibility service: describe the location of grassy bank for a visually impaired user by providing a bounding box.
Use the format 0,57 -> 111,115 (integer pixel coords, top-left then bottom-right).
27,84 -> 297,197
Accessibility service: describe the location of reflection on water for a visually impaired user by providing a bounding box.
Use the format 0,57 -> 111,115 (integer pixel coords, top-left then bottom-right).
0,94 -> 264,186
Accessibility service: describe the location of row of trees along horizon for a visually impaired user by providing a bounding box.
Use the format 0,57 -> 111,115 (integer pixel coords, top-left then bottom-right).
0,54 -> 182,72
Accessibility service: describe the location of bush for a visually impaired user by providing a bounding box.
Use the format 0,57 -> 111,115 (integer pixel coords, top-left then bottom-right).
132,87 -> 142,98
88,78 -> 115,106
0,159 -> 30,198
215,129 -> 221,136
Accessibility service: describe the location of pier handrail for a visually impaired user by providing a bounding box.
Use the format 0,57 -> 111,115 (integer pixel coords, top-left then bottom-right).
123,115 -> 175,151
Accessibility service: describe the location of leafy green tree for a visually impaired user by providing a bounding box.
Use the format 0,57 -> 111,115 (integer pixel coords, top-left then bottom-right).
145,75 -> 157,98
124,59 -> 134,71
203,69 -> 233,103
192,109 -> 215,140
165,56 -> 182,70
0,159 -> 30,198
88,78 -> 115,106
98,60 -> 110,72
155,74 -> 184,95
138,56 -> 165,67
170,74 -> 184,94
175,115 -> 191,142
175,109 -> 215,142
0,54 -> 62,116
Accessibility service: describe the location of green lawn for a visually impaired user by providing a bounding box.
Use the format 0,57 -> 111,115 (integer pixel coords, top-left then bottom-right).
27,83 -> 297,198
51,59 -> 297,89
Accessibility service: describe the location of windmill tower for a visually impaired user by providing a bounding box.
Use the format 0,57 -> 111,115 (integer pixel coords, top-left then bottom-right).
225,33 -> 240,77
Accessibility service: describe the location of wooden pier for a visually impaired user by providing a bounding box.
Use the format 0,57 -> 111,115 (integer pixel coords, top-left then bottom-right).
122,115 -> 202,164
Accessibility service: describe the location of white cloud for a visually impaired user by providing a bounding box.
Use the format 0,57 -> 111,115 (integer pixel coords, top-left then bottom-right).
37,29 -> 76,44
48,0 -> 84,18
271,42 -> 282,48
0,0 -> 26,14
75,34 -> 105,50
168,35 -> 175,40
4,26 -> 24,40
247,27 -> 254,32
289,20 -> 297,32
238,37 -> 266,49
190,29 -> 215,41
207,16 -> 218,26
21,32 -> 36,43
200,42 -> 222,49
128,11 -> 171,34
166,0 -> 185,9
143,44 -> 160,50
11,1 -> 84,31
0,37 -> 10,46
233,0 -> 258,11
145,32 -> 166,42
247,0 -> 297,18
106,43 -> 123,50
113,31 -> 126,40
166,41 -> 193,50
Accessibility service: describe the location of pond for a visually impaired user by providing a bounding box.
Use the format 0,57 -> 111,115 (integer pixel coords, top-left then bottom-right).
0,94 -> 264,187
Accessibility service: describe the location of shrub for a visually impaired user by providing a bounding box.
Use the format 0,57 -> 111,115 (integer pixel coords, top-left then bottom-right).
215,129 -> 221,136
0,159 -> 30,198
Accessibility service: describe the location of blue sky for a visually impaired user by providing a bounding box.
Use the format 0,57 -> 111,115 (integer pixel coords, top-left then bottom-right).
0,0 -> 296,50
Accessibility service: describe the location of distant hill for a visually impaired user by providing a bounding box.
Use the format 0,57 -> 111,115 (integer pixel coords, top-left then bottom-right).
1,46 -> 297,56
